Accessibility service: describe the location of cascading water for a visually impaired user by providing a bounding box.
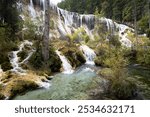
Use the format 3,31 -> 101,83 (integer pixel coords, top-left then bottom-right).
101,17 -> 117,33
9,40 -> 34,74
26,0 -> 134,48
80,45 -> 96,65
56,7 -> 95,36
56,50 -> 74,74
118,24 -> 132,47
28,0 -> 36,18
100,18 -> 133,47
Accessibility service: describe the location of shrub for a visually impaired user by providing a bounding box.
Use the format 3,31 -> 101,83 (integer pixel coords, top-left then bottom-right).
67,28 -> 87,44
104,48 -> 128,69
98,47 -> 137,99
110,79 -> 137,99
146,29 -> 150,38
98,68 -> 113,78
136,47 -> 150,67
23,18 -> 38,40
109,35 -> 121,47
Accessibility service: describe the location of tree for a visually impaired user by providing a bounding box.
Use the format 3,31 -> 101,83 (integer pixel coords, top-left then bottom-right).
0,0 -> 20,35
42,0 -> 50,62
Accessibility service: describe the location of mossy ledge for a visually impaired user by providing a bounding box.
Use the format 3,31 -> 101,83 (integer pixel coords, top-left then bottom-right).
52,39 -> 86,69
0,72 -> 49,100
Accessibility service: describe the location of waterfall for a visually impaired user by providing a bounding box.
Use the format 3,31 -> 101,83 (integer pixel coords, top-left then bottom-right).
100,18 -> 133,47
80,45 -> 96,65
28,0 -> 36,18
56,50 -> 74,74
25,0 -> 96,39
100,17 -> 117,34
25,0 -> 134,48
118,24 -> 132,47
9,40 -> 34,74
56,8 -> 95,30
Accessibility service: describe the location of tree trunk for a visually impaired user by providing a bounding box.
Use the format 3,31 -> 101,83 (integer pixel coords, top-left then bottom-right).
42,0 -> 50,62
148,0 -> 150,29
133,0 -> 138,47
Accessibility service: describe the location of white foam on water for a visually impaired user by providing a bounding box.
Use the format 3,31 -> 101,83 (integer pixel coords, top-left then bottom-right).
56,50 -> 74,74
9,40 -> 34,75
83,67 -> 94,72
80,45 -> 96,65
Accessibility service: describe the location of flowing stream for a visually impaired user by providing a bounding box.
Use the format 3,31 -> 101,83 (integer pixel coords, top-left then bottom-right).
9,40 -> 34,74
14,45 -> 99,100
14,65 -> 100,100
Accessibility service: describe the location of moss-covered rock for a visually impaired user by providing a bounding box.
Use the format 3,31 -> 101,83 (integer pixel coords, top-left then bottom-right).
1,61 -> 13,71
94,56 -> 105,66
52,39 -> 86,69
61,46 -> 86,68
8,79 -> 38,99
29,47 -> 43,69
0,93 -> 5,100
18,50 -> 28,62
0,72 -> 50,99
48,47 -> 62,72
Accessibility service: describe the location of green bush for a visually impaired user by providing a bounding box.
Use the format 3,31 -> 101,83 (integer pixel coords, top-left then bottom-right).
23,18 -> 38,40
136,48 -> 150,67
67,28 -> 87,44
109,35 -> 121,47
110,79 -> 137,99
104,49 -> 128,69
138,16 -> 148,34
94,44 -> 109,67
146,29 -> 150,38
97,47 -> 137,99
